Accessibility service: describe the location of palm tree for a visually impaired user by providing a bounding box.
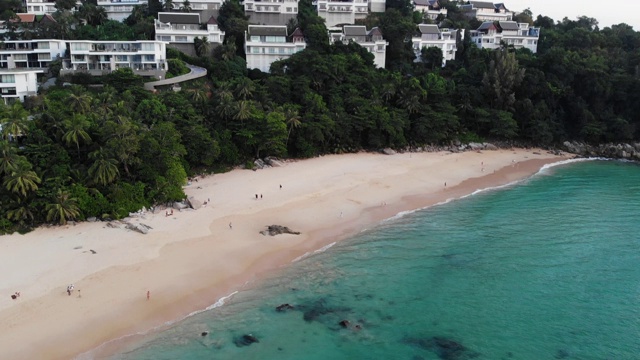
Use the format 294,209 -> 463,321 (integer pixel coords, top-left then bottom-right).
46,190 -> 81,225
0,140 -> 20,175
216,93 -> 236,121
163,0 -> 175,11
283,106 -> 301,144
188,87 -> 208,105
66,87 -> 92,114
88,149 -> 120,186
62,114 -> 92,156
3,160 -> 41,197
0,102 -> 30,140
194,36 -> 211,57
234,78 -> 255,100
233,100 -> 252,123
180,0 -> 192,12
6,198 -> 35,224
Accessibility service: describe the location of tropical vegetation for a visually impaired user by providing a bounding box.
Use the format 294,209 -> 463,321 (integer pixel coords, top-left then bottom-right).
0,0 -> 639,232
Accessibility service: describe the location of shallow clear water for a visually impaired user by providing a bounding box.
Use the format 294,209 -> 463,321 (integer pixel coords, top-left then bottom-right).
107,160 -> 640,360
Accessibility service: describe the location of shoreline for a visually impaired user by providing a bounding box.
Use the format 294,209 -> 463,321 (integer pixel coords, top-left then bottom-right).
0,149 -> 570,360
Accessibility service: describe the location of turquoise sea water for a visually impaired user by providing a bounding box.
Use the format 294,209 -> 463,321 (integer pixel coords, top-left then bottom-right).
105,160 -> 640,360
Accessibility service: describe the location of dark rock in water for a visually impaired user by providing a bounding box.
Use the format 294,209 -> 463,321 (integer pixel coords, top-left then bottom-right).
339,320 -> 350,328
555,349 -> 570,359
234,334 -> 259,347
276,303 -> 295,312
259,225 -> 301,236
201,331 -> 209,337
506,352 -> 513,358
298,298 -> 351,323
403,336 -> 479,360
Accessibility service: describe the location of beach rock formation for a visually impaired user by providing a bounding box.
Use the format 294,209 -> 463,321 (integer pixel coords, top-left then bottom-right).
338,320 -> 350,328
124,222 -> 152,234
403,336 -> 479,360
382,148 -> 396,155
276,303 -> 295,312
260,225 -> 301,236
201,331 -> 209,337
264,157 -> 285,167
186,196 -> 202,210
563,141 -> 640,160
234,334 -> 259,347
254,159 -> 266,169
173,201 -> 188,210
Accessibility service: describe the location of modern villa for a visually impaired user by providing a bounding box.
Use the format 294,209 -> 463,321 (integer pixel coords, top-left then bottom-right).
470,21 -> 540,52
459,1 -> 513,22
61,40 -> 168,78
155,12 -> 224,56
244,25 -> 306,72
411,24 -> 462,66
316,0 -> 369,28
330,25 -> 387,68
243,0 -> 299,26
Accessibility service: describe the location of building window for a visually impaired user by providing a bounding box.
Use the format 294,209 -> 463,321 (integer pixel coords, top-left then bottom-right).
116,55 -> 128,62
269,47 -> 276,54
144,55 -> 155,61
176,36 -> 188,42
0,75 -> 15,83
73,55 -> 85,61
71,43 -> 89,51
13,54 -> 28,61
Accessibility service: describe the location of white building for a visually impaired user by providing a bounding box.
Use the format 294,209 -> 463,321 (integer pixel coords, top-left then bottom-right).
243,0 -> 299,25
411,24 -> 462,66
245,25 -> 306,73
470,21 -> 540,52
459,1 -> 512,22
162,0 -> 223,20
369,0 -> 385,13
155,12 -> 224,45
0,69 -> 42,104
414,0 -> 447,20
330,25 -> 387,68
61,40 -> 168,78
23,0 -> 69,14
95,0 -> 148,22
0,39 -> 66,70
316,0 -> 369,28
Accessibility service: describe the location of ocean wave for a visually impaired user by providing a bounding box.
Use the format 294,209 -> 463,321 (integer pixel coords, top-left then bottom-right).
537,157 -> 605,175
292,242 -> 337,263
75,290 -> 240,360
380,157 -> 599,225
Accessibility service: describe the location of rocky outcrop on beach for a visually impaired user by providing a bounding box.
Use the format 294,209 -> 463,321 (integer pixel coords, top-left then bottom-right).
186,196 -> 202,210
125,222 -> 152,234
260,225 -> 301,236
562,141 -> 640,160
252,157 -> 288,170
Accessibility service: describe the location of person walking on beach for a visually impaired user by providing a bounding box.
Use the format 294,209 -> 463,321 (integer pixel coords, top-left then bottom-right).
260,194 -> 263,199
280,184 -> 282,189
229,222 -> 233,230
147,290 -> 150,301
255,194 -> 258,200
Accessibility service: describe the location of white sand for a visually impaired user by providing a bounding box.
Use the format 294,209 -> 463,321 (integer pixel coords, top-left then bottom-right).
0,149 -> 569,359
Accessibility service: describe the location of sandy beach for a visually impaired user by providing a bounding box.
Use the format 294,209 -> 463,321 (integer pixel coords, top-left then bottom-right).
0,149 -> 568,359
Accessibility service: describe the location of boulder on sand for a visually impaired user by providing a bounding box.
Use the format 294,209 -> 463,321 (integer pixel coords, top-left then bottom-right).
260,225 -> 301,236
186,196 -> 203,210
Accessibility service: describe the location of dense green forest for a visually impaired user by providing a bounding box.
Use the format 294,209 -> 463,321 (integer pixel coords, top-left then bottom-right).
1,0 -> 640,232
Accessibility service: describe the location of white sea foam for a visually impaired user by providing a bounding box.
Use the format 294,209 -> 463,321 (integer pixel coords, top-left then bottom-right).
537,157 -> 604,175
292,242 -> 337,263
75,290 -> 239,360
